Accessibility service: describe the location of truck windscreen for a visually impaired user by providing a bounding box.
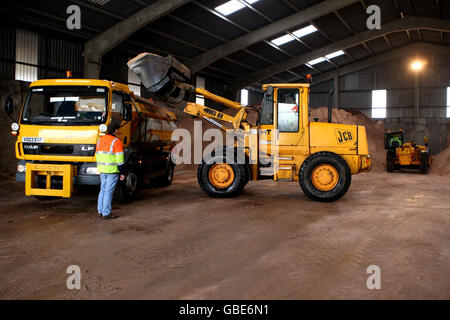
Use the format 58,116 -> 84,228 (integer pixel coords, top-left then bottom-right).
21,86 -> 108,125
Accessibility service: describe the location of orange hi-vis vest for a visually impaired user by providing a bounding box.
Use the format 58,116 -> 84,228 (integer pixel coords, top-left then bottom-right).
95,134 -> 124,174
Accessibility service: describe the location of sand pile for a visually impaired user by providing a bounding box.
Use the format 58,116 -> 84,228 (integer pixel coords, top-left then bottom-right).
430,147 -> 450,176
310,107 -> 386,171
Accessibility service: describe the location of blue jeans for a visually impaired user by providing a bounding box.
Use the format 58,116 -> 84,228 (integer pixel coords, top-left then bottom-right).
98,173 -> 119,216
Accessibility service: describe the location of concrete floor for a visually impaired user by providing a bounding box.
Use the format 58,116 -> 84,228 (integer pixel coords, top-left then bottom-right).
0,170 -> 448,300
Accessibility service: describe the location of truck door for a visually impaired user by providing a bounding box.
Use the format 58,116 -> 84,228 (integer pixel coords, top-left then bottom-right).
111,91 -> 132,147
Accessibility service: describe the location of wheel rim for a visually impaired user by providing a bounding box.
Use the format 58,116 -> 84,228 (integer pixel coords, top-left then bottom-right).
311,164 -> 339,191
209,164 -> 235,189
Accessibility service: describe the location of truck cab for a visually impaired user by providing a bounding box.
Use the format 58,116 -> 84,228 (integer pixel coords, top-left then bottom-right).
7,79 -> 177,200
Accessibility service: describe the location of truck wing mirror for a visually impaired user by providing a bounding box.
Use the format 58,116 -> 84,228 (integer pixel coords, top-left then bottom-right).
4,96 -> 13,115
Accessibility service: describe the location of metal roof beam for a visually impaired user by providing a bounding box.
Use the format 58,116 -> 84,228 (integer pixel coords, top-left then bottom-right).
310,42 -> 450,85
186,0 -> 360,73
68,1 -> 251,79
232,17 -> 450,89
335,9 -> 374,56
83,0 -> 191,78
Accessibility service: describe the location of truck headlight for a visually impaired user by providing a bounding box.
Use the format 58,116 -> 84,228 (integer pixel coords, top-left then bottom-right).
99,124 -> 107,133
11,123 -> 20,131
86,167 -> 99,175
17,164 -> 26,173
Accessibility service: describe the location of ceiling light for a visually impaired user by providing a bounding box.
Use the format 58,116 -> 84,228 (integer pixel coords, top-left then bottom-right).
411,60 -> 424,72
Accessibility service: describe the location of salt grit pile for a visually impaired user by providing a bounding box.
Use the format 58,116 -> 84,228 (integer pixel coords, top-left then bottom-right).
310,107 -> 386,171
430,147 -> 450,176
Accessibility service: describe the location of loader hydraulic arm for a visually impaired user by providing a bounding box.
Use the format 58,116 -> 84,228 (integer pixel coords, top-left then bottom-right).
127,53 -> 250,131
184,88 -> 249,131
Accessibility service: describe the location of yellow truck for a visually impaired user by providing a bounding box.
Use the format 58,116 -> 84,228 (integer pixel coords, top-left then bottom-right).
5,78 -> 177,201
128,53 -> 372,202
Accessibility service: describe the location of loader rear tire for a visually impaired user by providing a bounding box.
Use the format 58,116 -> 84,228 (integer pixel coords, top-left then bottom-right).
299,152 -> 351,202
197,151 -> 247,198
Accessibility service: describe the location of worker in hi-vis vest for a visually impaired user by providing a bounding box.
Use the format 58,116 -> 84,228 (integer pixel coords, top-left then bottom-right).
95,120 -> 125,219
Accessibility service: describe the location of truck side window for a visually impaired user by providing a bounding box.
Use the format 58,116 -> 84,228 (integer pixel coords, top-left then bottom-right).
260,87 -> 274,125
111,92 -> 124,121
277,88 -> 299,132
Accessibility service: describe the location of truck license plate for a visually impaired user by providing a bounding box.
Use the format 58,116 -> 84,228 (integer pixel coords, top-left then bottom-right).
22,137 -> 44,143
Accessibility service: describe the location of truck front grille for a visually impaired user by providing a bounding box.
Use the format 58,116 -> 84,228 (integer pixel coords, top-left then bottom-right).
23,144 -> 96,157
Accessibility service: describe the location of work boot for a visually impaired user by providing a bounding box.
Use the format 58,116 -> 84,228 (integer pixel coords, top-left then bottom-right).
102,214 -> 119,220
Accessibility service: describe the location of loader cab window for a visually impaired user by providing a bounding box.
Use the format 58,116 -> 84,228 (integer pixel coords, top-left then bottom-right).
277,88 -> 299,132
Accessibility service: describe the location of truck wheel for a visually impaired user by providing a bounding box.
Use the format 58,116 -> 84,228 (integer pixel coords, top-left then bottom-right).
299,152 -> 351,202
386,152 -> 395,172
156,160 -> 175,187
114,167 -> 138,203
197,152 -> 248,198
419,152 -> 429,174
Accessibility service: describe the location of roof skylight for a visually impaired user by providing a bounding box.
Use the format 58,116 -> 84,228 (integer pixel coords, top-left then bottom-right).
307,50 -> 346,67
215,0 -> 259,16
292,25 -> 318,38
325,50 -> 345,59
307,57 -> 326,66
271,25 -> 318,46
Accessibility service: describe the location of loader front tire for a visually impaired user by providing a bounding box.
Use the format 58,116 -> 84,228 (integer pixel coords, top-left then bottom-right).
198,151 -> 247,198
386,152 -> 396,172
419,152 -> 430,174
299,152 -> 351,202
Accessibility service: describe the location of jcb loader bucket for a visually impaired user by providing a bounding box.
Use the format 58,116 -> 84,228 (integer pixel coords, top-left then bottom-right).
128,53 -> 196,111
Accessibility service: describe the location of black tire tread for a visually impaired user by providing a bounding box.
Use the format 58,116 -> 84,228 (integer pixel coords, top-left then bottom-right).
299,152 -> 352,202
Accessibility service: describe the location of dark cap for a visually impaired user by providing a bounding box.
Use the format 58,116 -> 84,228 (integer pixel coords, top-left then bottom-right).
107,120 -> 121,134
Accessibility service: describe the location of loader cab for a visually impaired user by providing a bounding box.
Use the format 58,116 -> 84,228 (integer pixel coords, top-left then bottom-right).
259,84 -> 310,149
385,131 -> 405,150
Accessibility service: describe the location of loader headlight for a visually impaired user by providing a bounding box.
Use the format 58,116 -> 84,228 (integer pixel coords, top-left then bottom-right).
17,164 -> 26,173
86,167 -> 99,175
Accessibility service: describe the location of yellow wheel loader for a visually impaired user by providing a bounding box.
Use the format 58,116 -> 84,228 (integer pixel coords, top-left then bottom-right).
385,130 -> 431,174
128,53 -> 372,202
